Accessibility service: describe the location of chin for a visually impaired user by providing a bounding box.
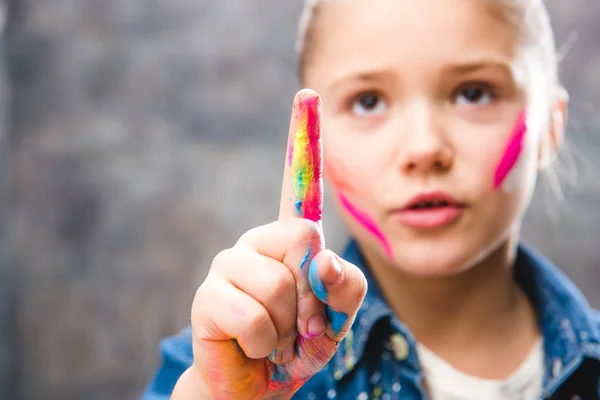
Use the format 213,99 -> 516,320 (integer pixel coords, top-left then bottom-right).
389,236 -> 499,278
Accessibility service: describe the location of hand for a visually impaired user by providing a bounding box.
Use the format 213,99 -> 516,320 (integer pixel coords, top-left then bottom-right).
175,89 -> 368,400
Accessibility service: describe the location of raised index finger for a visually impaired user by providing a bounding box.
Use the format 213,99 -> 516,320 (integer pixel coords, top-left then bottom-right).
279,89 -> 324,224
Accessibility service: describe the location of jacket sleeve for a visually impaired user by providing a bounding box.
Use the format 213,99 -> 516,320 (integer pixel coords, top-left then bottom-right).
141,327 -> 194,400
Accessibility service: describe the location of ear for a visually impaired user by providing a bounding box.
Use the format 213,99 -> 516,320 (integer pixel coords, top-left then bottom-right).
538,87 -> 569,170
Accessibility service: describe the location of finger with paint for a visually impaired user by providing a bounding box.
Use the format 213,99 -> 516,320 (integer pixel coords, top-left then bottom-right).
173,90 -> 367,400
279,89 -> 323,224
279,90 -> 366,344
269,89 -> 328,364
308,250 -> 367,338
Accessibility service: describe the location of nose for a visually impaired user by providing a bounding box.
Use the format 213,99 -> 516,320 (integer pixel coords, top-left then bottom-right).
395,104 -> 453,175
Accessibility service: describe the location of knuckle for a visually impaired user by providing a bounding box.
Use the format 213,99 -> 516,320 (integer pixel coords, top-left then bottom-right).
192,279 -> 211,306
237,224 -> 264,245
245,307 -> 274,339
288,218 -> 320,244
210,248 -> 234,271
190,280 -> 215,324
269,268 -> 295,299
239,307 -> 277,359
193,281 -> 208,302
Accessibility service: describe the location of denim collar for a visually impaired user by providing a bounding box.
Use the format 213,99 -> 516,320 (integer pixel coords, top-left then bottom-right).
331,240 -> 600,395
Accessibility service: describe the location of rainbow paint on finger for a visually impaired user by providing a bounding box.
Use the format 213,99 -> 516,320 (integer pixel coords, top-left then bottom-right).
291,94 -> 323,223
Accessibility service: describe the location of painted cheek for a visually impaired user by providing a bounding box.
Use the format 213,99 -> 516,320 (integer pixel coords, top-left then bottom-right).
325,160 -> 358,195
325,161 -> 393,260
291,97 -> 323,223
338,193 -> 393,260
493,110 -> 528,190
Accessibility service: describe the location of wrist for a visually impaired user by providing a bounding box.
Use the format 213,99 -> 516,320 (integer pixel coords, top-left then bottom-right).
171,364 -> 213,400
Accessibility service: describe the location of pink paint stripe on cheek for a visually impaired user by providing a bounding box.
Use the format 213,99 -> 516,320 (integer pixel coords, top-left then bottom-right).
338,193 -> 393,260
494,110 -> 527,189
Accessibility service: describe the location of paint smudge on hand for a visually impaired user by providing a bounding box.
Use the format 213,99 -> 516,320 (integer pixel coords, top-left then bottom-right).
300,244 -> 311,270
196,92 -> 343,400
291,95 -> 323,223
494,110 -> 527,190
308,258 -> 348,336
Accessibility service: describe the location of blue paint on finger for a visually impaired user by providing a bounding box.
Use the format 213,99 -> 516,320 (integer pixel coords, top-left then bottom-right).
272,364 -> 291,382
308,258 -> 327,303
268,349 -> 277,363
295,200 -> 303,216
326,306 -> 348,336
308,258 -> 348,336
300,245 -> 311,270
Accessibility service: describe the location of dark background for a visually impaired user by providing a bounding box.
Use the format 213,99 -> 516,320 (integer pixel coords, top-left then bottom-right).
0,1 -> 598,399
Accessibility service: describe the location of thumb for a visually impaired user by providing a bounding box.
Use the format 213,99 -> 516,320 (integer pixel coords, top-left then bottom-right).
282,250 -> 366,380
308,250 -> 368,340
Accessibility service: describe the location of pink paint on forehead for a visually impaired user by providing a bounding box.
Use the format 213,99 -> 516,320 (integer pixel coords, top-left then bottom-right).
494,110 -> 527,189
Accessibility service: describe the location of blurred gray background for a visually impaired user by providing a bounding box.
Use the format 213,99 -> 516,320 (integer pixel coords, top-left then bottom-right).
0,1 -> 598,399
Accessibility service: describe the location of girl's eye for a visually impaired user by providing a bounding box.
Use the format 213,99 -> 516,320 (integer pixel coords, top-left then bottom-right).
455,84 -> 496,106
351,92 -> 388,116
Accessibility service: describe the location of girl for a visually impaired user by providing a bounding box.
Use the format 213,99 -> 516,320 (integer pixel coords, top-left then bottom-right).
143,0 -> 600,398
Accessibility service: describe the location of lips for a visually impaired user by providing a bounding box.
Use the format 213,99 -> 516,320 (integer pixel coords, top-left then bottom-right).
394,191 -> 466,229
402,192 -> 465,211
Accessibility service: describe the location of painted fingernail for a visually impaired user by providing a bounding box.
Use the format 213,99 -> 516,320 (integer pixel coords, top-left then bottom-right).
307,311 -> 327,338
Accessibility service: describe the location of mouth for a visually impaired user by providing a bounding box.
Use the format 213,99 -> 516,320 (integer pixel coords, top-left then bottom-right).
402,192 -> 465,211
394,191 -> 466,229
408,200 -> 455,210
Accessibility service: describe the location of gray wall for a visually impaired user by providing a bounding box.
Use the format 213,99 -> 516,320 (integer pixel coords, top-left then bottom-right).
2,1 -> 599,399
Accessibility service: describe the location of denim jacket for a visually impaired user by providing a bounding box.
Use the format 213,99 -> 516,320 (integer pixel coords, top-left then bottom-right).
142,241 -> 600,399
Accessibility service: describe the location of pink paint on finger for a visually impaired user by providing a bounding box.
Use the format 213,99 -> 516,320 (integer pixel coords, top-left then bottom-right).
288,141 -> 294,166
291,94 -> 323,222
494,110 -> 527,189
339,193 -> 393,260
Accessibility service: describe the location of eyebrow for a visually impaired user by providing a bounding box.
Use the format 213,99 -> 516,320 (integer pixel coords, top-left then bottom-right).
327,59 -> 514,92
443,59 -> 513,75
328,68 -> 397,92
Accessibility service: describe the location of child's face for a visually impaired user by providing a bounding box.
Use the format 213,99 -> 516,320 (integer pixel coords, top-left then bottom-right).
304,0 -> 558,276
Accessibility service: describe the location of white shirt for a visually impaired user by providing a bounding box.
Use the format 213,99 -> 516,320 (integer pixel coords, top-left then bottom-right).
417,340 -> 544,400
